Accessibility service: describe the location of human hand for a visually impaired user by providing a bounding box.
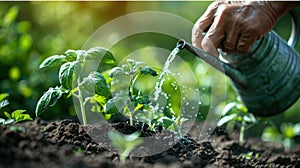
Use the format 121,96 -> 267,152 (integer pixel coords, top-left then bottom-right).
192,1 -> 299,57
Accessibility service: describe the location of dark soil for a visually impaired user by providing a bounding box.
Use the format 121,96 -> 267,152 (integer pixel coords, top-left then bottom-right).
1,119 -> 299,168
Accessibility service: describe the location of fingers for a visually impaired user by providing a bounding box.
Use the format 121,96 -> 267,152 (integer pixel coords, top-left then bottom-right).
192,1 -> 223,49
236,34 -> 257,53
201,14 -> 225,57
223,25 -> 240,53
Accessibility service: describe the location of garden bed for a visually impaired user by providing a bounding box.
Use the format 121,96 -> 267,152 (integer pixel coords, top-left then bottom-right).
1,119 -> 299,168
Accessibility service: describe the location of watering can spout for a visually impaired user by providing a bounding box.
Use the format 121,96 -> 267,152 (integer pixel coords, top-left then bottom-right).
176,39 -> 249,89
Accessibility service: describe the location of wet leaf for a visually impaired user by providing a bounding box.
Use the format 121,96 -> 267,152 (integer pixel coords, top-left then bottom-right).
109,67 -> 124,78
35,86 -> 65,116
59,62 -> 76,90
82,71 -> 111,98
104,92 -> 129,114
85,47 -> 115,64
65,49 -> 84,62
140,66 -> 158,76
39,55 -> 67,69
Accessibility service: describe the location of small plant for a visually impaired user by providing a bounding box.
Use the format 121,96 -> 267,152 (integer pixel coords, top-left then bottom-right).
108,59 -> 158,126
36,47 -> 116,125
242,151 -> 259,160
9,126 -> 25,132
262,122 -> 300,151
0,93 -> 32,125
108,130 -> 143,163
217,98 -> 257,143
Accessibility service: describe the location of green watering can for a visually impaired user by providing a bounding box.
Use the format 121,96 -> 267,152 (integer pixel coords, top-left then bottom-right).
177,10 -> 300,117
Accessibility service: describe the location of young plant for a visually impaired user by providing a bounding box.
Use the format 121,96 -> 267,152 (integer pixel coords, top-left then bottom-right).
108,130 -> 143,163
262,122 -> 300,151
242,151 -> 259,160
0,93 -> 32,125
217,99 -> 257,143
108,59 -> 158,125
36,47 -> 115,125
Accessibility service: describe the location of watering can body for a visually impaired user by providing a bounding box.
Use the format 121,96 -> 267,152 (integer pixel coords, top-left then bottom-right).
225,30 -> 300,117
178,10 -> 300,117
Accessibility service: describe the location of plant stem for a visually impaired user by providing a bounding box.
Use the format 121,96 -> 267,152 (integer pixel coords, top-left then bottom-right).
130,111 -> 133,126
77,78 -> 87,125
120,154 -> 126,163
239,120 -> 245,143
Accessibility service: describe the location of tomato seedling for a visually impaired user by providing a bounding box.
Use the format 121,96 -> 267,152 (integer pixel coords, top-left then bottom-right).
108,130 -> 142,163
262,122 -> 300,151
36,47 -> 115,125
217,99 -> 257,143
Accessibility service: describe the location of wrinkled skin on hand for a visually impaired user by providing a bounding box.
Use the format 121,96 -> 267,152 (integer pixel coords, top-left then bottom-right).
192,1 -> 300,57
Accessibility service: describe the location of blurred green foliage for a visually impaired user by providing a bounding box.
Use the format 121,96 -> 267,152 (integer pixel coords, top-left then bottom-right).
0,1 -> 299,133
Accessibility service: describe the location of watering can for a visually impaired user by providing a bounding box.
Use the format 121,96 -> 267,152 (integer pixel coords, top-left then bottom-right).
177,10 -> 300,117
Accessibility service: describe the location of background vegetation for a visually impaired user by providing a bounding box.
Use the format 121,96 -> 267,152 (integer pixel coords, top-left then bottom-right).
0,1 -> 299,138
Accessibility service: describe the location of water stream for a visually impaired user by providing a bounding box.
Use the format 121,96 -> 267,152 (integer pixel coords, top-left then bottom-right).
151,47 -> 180,113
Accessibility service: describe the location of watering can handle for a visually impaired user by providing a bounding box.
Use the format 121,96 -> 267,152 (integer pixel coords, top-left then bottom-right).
288,10 -> 299,47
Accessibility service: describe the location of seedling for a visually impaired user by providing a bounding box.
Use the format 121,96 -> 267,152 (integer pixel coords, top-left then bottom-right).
242,151 -> 259,160
262,122 -> 300,151
36,47 -> 116,125
217,98 -> 257,143
108,130 -> 143,163
107,59 -> 158,126
9,126 -> 25,132
0,93 -> 32,125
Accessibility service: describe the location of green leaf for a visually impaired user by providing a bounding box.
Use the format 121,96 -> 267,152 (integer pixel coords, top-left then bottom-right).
85,47 -> 115,64
222,102 -> 238,115
109,67 -> 125,78
158,116 -> 175,129
91,94 -> 107,107
3,6 -> 18,26
59,62 -> 76,90
82,71 -> 111,98
243,113 -> 257,123
108,130 -> 142,163
127,59 -> 143,68
261,126 -> 282,142
65,49 -> 83,62
217,113 -> 237,126
237,104 -> 248,113
4,111 -> 11,119
35,86 -> 65,116
281,123 -> 295,138
39,55 -> 67,69
4,119 -> 15,125
0,93 -> 9,102
11,110 -> 32,122
104,92 -> 129,114
0,99 -> 9,110
140,66 -> 158,76
134,104 -> 144,112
